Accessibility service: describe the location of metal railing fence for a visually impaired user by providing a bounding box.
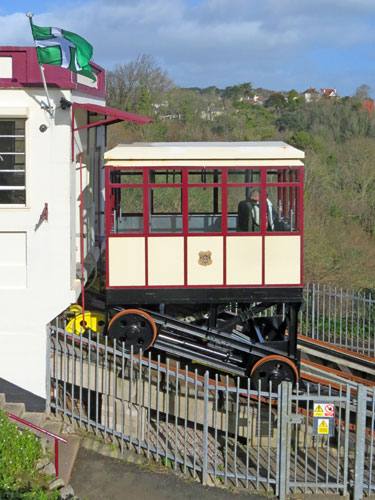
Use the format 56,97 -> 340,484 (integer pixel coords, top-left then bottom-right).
300,283 -> 375,357
48,322 -> 280,492
47,322 -> 374,499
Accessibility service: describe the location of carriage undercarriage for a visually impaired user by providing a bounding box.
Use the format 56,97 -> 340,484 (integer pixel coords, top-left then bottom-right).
104,289 -> 302,391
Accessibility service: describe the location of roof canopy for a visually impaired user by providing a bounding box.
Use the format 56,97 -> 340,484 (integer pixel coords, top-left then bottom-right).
104,141 -> 305,168
72,102 -> 154,129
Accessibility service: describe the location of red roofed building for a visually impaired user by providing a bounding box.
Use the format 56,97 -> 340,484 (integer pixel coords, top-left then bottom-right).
362,99 -> 374,117
320,88 -> 339,99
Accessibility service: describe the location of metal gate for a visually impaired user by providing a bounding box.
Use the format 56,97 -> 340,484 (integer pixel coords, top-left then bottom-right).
277,382 -> 374,500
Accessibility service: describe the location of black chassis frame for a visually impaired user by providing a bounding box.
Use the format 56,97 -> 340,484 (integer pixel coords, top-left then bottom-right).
105,287 -> 303,380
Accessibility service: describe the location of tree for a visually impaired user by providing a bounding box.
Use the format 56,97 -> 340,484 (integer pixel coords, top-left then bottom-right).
355,84 -> 371,100
265,93 -> 286,112
106,54 -> 174,113
223,82 -> 253,102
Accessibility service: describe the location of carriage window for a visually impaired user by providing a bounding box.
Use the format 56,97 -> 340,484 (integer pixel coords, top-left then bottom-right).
149,169 -> 182,184
227,186 -> 260,233
267,168 -> 299,183
150,187 -> 182,233
231,187 -> 262,233
110,170 -> 143,184
188,169 -> 221,184
228,169 -> 260,184
188,187 -> 222,233
266,169 -> 300,232
111,187 -> 143,233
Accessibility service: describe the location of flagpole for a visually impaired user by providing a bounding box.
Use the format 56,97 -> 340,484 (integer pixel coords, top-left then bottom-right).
26,12 -> 54,117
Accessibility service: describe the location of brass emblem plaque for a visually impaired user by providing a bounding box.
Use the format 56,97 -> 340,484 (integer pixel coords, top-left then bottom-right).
198,251 -> 212,266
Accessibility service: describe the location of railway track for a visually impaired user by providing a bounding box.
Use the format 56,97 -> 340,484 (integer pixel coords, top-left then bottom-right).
298,334 -> 375,390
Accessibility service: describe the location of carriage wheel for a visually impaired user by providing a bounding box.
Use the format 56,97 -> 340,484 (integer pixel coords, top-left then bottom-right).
250,355 -> 298,391
107,309 -> 157,353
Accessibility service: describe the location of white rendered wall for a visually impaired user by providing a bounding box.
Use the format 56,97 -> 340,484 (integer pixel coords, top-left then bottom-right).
0,87 -> 105,398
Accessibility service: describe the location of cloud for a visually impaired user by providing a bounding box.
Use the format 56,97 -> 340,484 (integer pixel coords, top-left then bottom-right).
0,0 -> 374,95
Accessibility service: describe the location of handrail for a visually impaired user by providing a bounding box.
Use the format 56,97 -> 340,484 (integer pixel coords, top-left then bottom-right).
7,412 -> 67,476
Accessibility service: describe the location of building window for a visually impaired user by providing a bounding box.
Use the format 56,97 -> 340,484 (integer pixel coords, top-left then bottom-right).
0,119 -> 26,205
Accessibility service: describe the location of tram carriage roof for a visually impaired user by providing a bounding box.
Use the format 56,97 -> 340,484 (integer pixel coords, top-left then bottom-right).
104,141 -> 305,168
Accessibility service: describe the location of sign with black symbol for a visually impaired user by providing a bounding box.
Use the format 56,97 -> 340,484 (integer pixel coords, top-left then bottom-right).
313,416 -> 335,437
313,402 -> 335,418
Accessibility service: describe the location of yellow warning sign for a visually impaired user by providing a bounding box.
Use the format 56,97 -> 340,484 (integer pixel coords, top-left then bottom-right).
314,404 -> 324,416
318,419 -> 329,435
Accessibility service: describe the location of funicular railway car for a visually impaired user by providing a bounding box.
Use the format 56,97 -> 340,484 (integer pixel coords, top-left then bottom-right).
101,142 -> 304,390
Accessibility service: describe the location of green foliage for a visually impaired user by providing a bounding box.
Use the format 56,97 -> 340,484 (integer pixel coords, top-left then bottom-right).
265,93 -> 286,111
161,457 -> 172,469
276,99 -> 375,143
289,130 -> 312,150
223,82 -> 253,102
0,410 -> 57,500
136,87 -> 152,116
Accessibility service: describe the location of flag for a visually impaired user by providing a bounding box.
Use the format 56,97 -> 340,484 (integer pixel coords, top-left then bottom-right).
30,22 -> 96,82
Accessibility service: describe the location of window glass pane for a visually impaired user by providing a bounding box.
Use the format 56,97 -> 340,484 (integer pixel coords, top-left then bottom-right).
228,186 -> 255,232
235,187 -> 261,233
0,155 -> 25,170
150,215 -> 182,233
228,169 -> 260,183
110,170 -> 143,184
111,187 -> 143,233
0,121 -> 14,135
0,172 -> 25,186
188,186 -> 221,232
150,187 -> 182,233
0,137 -> 25,153
0,189 -> 25,204
149,170 -> 182,184
266,186 -> 298,231
267,168 -> 299,183
188,169 -> 221,184
151,187 -> 181,214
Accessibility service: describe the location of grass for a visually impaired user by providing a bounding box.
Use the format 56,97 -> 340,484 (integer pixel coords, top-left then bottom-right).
0,410 -> 59,500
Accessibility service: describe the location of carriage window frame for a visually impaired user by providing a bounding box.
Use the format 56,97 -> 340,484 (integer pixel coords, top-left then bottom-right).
226,167 -> 261,234
266,167 -> 302,233
0,118 -> 26,206
107,165 -> 303,236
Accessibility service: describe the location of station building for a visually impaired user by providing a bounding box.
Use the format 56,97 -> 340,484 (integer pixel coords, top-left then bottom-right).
0,47 -> 151,398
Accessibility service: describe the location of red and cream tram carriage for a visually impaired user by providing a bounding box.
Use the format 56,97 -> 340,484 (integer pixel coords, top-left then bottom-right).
102,142 -> 304,389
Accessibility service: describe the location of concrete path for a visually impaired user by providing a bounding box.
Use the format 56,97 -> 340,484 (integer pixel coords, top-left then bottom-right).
70,447 -> 267,500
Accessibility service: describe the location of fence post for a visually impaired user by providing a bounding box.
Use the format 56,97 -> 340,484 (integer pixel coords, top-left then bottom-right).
278,381 -> 291,500
353,384 -> 367,500
202,371 -> 209,486
45,325 -> 51,417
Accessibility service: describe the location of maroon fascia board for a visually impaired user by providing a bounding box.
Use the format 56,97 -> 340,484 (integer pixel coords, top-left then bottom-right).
0,46 -> 106,97
72,102 -> 154,126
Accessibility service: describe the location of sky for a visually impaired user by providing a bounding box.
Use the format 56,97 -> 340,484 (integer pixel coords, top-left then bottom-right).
1,0 -> 375,96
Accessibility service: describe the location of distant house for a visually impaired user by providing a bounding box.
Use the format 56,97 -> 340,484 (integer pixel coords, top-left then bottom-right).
242,94 -> 264,105
303,88 -> 321,103
320,88 -> 339,99
362,99 -> 374,118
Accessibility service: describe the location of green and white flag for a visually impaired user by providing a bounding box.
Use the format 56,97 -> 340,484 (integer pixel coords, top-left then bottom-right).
30,21 -> 96,82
